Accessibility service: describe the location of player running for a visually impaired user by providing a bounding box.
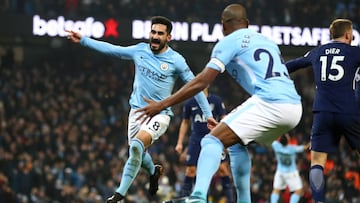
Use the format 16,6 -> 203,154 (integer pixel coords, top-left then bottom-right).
66,16 -> 214,203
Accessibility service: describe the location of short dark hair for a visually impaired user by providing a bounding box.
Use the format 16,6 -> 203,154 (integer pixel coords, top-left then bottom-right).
279,134 -> 288,146
151,16 -> 173,34
329,19 -> 352,39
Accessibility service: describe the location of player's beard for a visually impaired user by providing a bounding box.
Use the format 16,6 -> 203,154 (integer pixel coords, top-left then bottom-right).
150,38 -> 166,54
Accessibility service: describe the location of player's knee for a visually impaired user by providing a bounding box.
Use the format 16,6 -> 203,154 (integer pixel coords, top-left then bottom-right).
185,166 -> 197,177
310,151 -> 327,166
200,134 -> 223,148
129,138 -> 144,158
217,163 -> 230,176
272,189 -> 281,194
294,188 -> 303,195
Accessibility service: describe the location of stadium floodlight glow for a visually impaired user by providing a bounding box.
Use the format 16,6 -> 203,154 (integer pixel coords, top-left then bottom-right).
33,15 -> 105,38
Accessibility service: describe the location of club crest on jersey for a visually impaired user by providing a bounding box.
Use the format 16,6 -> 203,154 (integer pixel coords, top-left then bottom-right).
160,63 -> 169,71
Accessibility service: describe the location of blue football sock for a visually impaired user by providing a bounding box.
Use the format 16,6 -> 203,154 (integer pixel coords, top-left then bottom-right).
290,193 -> 301,203
228,144 -> 251,203
116,138 -> 144,195
309,165 -> 325,203
270,193 -> 280,203
181,176 -> 195,197
221,176 -> 235,203
191,134 -> 223,200
141,151 -> 155,175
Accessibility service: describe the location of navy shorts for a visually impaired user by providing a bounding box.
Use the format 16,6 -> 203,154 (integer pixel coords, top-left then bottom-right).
311,111 -> 360,153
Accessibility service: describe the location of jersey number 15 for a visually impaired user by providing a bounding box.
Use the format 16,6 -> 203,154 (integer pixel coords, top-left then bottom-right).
320,55 -> 345,81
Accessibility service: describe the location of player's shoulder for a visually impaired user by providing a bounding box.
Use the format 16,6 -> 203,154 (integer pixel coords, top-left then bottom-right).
166,46 -> 185,58
320,41 -> 360,52
272,140 -> 280,148
318,42 -> 360,59
130,42 -> 149,53
346,44 -> 360,54
164,47 -> 189,68
136,42 -> 148,48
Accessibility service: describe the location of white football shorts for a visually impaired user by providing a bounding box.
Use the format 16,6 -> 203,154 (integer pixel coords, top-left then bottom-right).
222,95 -> 302,145
273,170 -> 303,191
128,109 -> 171,144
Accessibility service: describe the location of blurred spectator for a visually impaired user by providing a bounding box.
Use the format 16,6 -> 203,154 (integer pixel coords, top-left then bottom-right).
0,0 -> 357,27
0,47 -> 14,68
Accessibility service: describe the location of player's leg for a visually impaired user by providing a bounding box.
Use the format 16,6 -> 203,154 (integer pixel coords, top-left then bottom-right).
139,114 -> 170,196
228,144 -> 250,203
341,113 -> 360,157
119,135 -> 148,192
223,97 -> 302,202
217,155 -> 235,203
107,113 -> 170,202
181,166 -> 196,197
106,110 -> 142,202
290,189 -> 303,203
138,127 -> 164,196
309,151 -> 327,203
128,109 -> 155,180
169,97 -> 302,203
189,123 -> 241,202
309,112 -> 335,203
127,109 -> 163,180
141,151 -> 155,177
182,98 -> 261,202
106,135 -> 147,203
286,171 -> 303,203
180,141 -> 199,197
270,189 -> 281,203
270,171 -> 286,203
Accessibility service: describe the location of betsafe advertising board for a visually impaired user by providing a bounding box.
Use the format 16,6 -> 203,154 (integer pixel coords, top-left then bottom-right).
1,14 -> 359,47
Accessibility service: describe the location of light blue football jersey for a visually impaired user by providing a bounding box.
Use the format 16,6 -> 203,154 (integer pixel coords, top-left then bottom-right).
80,37 -> 212,118
272,141 -> 304,173
207,29 -> 301,104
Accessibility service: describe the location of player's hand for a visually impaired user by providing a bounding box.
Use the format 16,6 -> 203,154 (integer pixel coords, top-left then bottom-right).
135,97 -> 166,122
65,30 -> 82,43
207,117 -> 218,130
175,143 -> 183,154
179,149 -> 187,163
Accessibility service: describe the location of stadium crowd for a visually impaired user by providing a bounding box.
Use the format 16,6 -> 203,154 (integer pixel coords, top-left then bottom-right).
0,0 -> 359,203
0,0 -> 360,27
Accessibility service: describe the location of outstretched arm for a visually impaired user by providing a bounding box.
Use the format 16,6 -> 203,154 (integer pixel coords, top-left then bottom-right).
136,67 -> 219,120
66,30 -> 135,58
285,52 -> 311,73
303,142 -> 311,151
